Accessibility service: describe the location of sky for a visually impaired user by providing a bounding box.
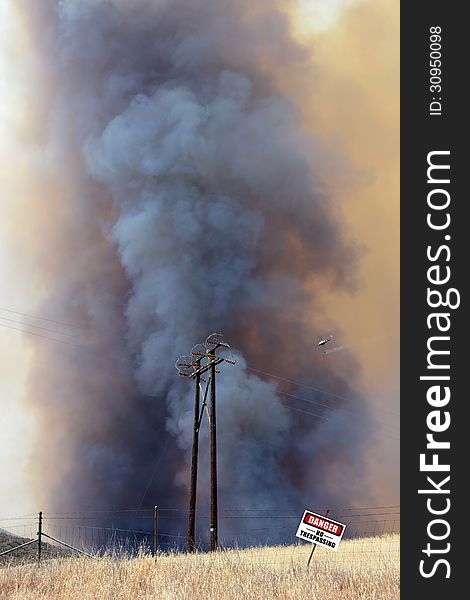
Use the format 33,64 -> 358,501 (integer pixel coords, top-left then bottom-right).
0,1 -> 37,512
0,0 -> 399,519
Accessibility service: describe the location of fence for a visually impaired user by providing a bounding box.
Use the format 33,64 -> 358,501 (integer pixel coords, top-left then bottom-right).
0,505 -> 399,565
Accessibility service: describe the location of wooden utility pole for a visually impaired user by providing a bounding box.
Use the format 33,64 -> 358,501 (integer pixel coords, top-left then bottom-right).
187,371 -> 201,552
176,333 -> 234,553
209,361 -> 218,551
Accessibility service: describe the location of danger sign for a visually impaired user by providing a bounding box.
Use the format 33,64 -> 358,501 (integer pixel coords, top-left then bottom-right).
296,510 -> 346,551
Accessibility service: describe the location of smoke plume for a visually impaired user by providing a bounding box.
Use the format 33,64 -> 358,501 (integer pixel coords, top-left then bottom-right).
6,0 -> 380,542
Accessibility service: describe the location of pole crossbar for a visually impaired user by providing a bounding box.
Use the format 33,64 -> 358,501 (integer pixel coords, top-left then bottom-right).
190,358 -> 223,378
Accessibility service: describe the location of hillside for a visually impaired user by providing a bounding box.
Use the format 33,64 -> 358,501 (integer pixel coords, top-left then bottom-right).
0,534 -> 399,599
0,532 -> 71,566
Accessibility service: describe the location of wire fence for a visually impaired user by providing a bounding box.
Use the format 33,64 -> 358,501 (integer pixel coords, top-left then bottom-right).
0,505 -> 399,565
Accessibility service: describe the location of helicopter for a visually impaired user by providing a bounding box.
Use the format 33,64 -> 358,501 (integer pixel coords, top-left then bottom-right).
317,335 -> 333,347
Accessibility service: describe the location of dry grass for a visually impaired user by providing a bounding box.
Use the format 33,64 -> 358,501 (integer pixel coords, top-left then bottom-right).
0,534 -> 399,599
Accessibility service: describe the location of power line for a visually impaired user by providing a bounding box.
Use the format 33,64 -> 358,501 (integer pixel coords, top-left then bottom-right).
280,401 -> 400,441
278,389 -> 347,412
277,390 -> 399,432
0,318 -> 137,364
0,321 -> 81,347
22,505 -> 401,519
0,306 -> 79,330
0,315 -> 78,339
127,439 -> 170,532
0,317 -> 399,436
44,509 -> 155,516
1,306 -> 400,460
0,515 -> 38,521
247,365 -> 400,418
280,403 -> 330,422
0,305 -> 399,423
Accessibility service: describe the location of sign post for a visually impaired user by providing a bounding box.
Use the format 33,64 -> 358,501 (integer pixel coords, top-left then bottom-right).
307,509 -> 329,566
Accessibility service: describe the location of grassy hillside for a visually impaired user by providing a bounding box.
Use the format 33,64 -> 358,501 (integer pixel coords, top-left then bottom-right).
0,532 -> 71,566
0,534 -> 399,599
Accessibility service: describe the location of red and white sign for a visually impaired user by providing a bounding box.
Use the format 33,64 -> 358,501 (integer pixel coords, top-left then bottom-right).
296,510 -> 346,551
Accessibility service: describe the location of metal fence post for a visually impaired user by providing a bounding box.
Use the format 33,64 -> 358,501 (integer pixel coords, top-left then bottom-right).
37,511 -> 43,563
154,506 -> 158,559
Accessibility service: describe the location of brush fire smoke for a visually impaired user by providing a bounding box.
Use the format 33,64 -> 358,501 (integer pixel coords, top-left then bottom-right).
0,0 -> 397,544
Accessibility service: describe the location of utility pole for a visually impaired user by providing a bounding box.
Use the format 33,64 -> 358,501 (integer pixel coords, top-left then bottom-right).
209,360 -> 218,551
187,370 -> 201,552
175,333 -> 235,552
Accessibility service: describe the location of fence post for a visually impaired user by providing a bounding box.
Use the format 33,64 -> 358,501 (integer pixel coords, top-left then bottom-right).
154,506 -> 158,559
37,511 -> 43,563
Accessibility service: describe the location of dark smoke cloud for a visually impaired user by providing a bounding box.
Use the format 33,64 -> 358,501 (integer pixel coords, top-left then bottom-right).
18,0 -> 372,543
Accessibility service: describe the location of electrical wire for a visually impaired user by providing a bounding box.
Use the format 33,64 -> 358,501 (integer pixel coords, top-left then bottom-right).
0,307 -> 399,420
0,315 -> 78,339
280,403 -> 330,421
277,390 -> 399,432
127,439 -> 170,532
247,365 -> 400,418
0,321 -> 81,347
0,306 -> 79,330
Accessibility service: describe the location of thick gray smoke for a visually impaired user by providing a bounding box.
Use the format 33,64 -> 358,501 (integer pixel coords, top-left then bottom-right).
19,0 -> 372,543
